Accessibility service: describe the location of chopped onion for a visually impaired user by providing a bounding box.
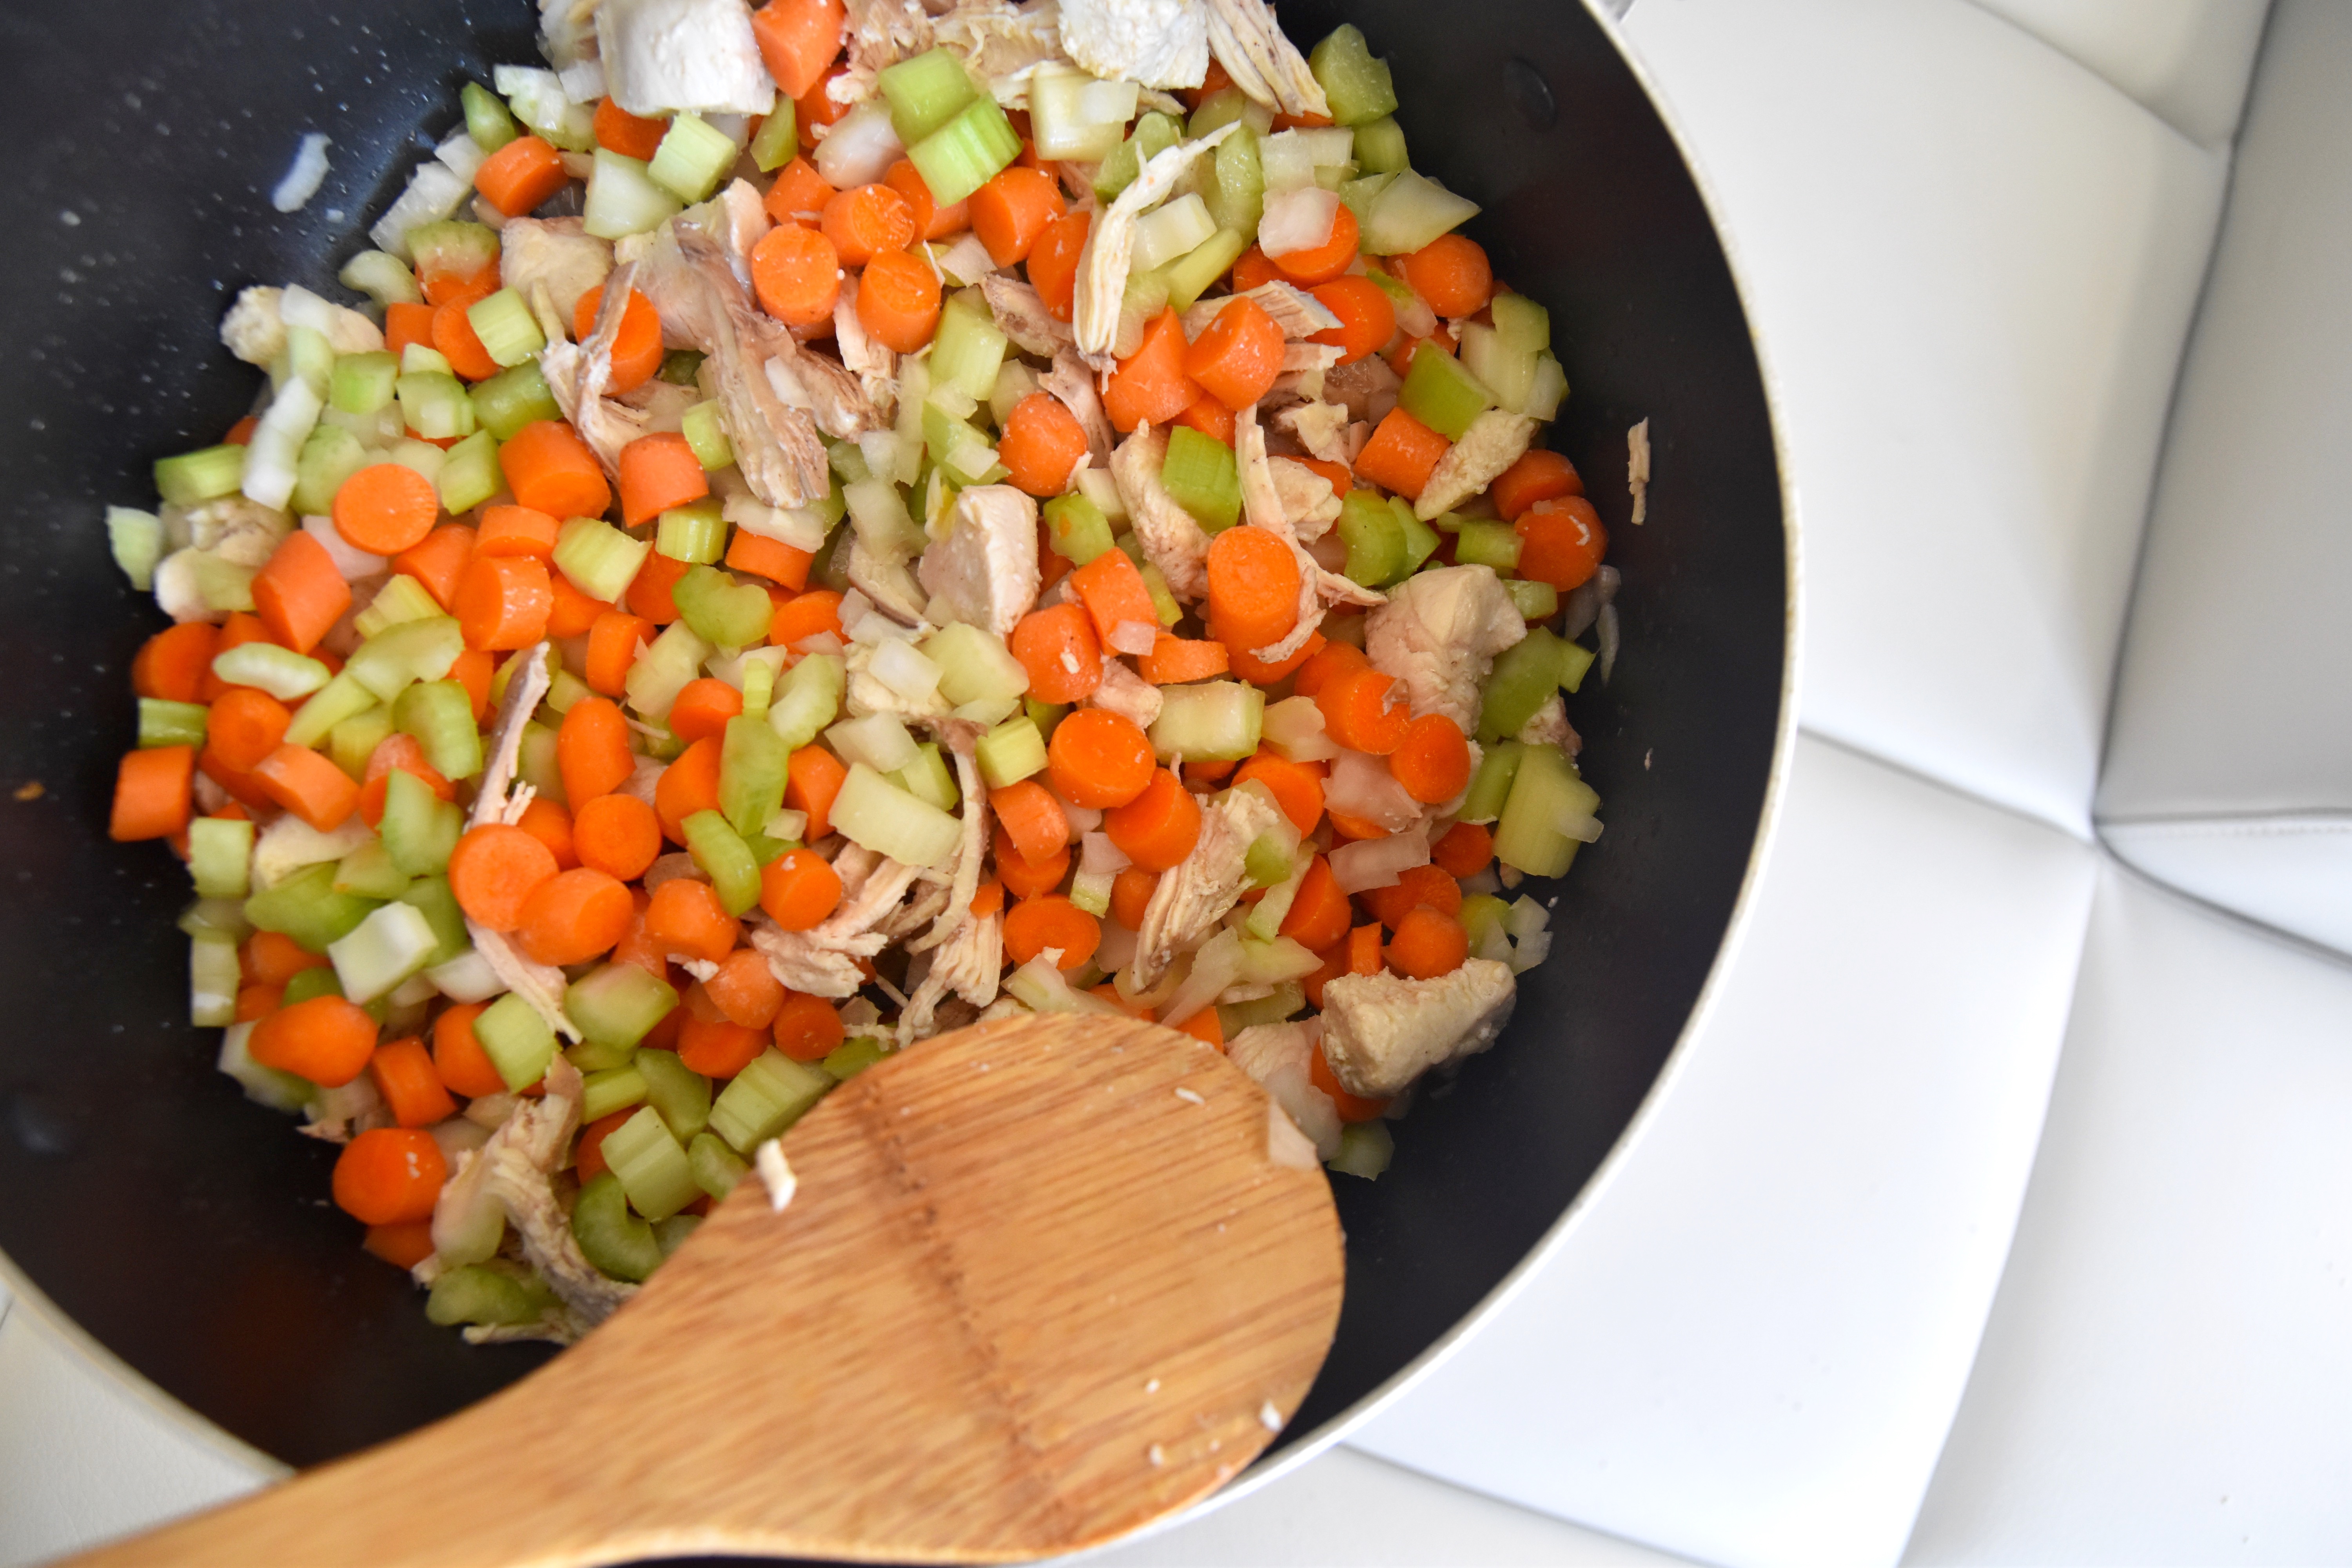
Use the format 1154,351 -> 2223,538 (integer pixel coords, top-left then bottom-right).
302,515 -> 386,581
1383,277 -> 1439,340
1080,831 -> 1131,877
793,630 -> 846,658
824,711 -> 920,774
1504,895 -> 1551,942
1058,798 -> 1102,838
1563,563 -> 1620,642
270,132 -> 333,214
1329,825 -> 1430,893
871,638 -> 944,705
1238,935 -> 1321,984
1459,866 -> 1502,899
1258,186 -> 1342,260
1261,695 -> 1338,762
1507,929 -> 1552,974
765,807 -> 809,841
1597,602 -> 1621,684
1160,929 -> 1244,1029
368,159 -> 472,260
1555,808 -> 1604,844
935,232 -> 997,286
813,99 -> 904,189
1325,748 -> 1421,832
1108,618 -> 1158,657
723,493 -> 828,553
433,128 -> 487,183
1006,955 -> 1125,1016
240,379 -> 321,512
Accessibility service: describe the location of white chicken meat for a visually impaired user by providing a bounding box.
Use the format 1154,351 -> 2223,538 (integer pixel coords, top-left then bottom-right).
1365,564 -> 1527,734
1319,958 -> 1517,1099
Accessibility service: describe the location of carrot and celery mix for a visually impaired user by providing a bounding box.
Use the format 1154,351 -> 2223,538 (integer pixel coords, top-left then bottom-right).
102,0 -> 1613,1341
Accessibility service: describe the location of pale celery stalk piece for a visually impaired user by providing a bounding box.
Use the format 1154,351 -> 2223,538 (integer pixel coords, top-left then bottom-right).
708,1049 -> 833,1152
584,149 -> 683,240
107,507 -> 163,590
975,715 -> 1048,788
281,670 -> 376,749
190,931 -> 241,1028
338,249 -> 424,307
216,1021 -> 312,1112
825,711 -> 922,774
1148,681 -> 1264,762
581,1066 -> 651,1125
347,616 -> 465,702
603,1105 -> 699,1221
212,643 -> 330,701
327,901 -> 441,1005
828,763 -> 963,868
622,621 -> 715,723
920,626 -> 1026,707
188,817 -> 254,900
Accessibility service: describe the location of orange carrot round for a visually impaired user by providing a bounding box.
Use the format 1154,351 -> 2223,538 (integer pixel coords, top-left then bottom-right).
475,503 -> 561,558
760,849 -> 844,932
384,301 -> 438,357
1316,667 -> 1411,755
1360,863 -> 1464,930
1102,768 -> 1200,873
254,743 -> 360,831
1004,895 -> 1100,971
1009,602 -> 1102,704
514,867 -> 635,966
1184,296 -> 1286,412
1109,866 -> 1158,929
1205,526 -> 1303,653
680,1011 -> 768,1078
750,221 -> 842,328
1308,276 -> 1396,366
1354,405 -> 1451,502
1047,707 -> 1156,809
332,463 -> 441,556
572,285 -> 666,395
584,610 -> 655,696
998,392 -> 1090,498
1025,207 -> 1090,319
369,1036 -> 459,1128
822,182 -> 918,267
206,687 -> 292,773
243,929 -> 328,986
1515,496 -> 1608,592
644,877 -> 741,964
1137,632 -> 1229,684
500,420 -> 611,520
332,1127 -> 448,1225
431,1001 -> 508,1097
666,677 -> 745,745
771,991 -> 846,1063
1396,233 -> 1494,319
364,1220 -> 439,1270
764,155 -> 840,228
593,97 -> 669,160
707,947 -> 787,1029
1308,1040 -> 1391,1122
995,830 -> 1071,900
573,791 -> 662,881
431,295 -> 502,382
517,795 -> 578,870
752,0 -> 848,100
393,524 -> 478,613
1279,854 -> 1354,952
1430,820 -> 1495,878
456,553 -> 554,651
1270,200 -> 1360,286
1387,905 -> 1471,980
1232,750 -> 1325,835
448,822 -> 562,931
617,432 -> 710,528
1101,309 -> 1200,433
1175,394 -> 1235,446
1389,712 -> 1472,804
990,778 -> 1072,865
251,995 -> 379,1089
1491,448 -> 1583,520
1231,245 -> 1283,292
1291,640 -> 1368,699
109,745 -> 194,842
251,530 -> 354,655
132,621 -> 218,704
970,165 -> 1065,267
656,736 -> 725,844
855,249 -> 942,354
785,743 -> 847,840
475,133 -> 570,218
771,588 -> 846,647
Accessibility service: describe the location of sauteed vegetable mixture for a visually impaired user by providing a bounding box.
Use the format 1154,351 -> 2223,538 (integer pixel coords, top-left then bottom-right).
105,0 -> 1614,1344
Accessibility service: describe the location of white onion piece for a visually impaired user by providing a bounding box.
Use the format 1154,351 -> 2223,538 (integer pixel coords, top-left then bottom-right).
1505,895 -> 1551,941
1385,277 -> 1439,340
1298,128 -> 1357,167
1080,831 -> 1132,876
239,378 -> 321,512
935,232 -> 997,286
271,133 -> 334,213
434,129 -> 487,183
1159,929 -> 1245,1029
1508,929 -> 1552,974
792,630 -> 846,658
1325,749 -> 1421,832
871,638 -> 944,705
1459,866 -> 1502,898
1258,187 -> 1341,260
1329,825 -> 1430,893
1057,798 -> 1102,838
1555,809 -> 1604,844
824,712 -> 920,773
1261,696 -> 1339,763
1597,601 -> 1621,684
1108,619 -> 1158,657
723,493 -> 828,552
303,515 -> 386,582
814,99 -> 904,188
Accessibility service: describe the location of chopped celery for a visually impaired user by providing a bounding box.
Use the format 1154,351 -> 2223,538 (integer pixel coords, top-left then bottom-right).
879,47 -> 980,146
1043,493 -> 1115,566
1028,64 -> 1139,161
1559,638 -> 1597,693
519,719 -> 568,803
1134,192 -> 1218,274
187,552 -> 260,616
689,1131 -> 750,1198
546,666 -> 593,715
1149,681 -> 1263,762
657,501 -> 728,565
1399,343 -> 1494,441
394,679 -> 483,780
581,1065 -> 649,1124
349,616 -> 465,702
891,741 -> 959,813
330,351 -> 400,414
107,506 -> 163,592
470,359 -> 564,440
1524,352 -> 1569,422
461,80 -> 519,154
409,220 -> 499,283
1070,869 -> 1112,916
1025,698 -> 1069,740
397,368 -> 477,441
1454,519 -> 1521,573
399,875 -> 470,967
738,658 -> 777,723
566,963 -> 680,1051
907,91 -> 1023,207
1393,498 -> 1442,574
748,97 -> 797,172
1491,292 -> 1551,357
401,343 -> 455,377
1243,834 -> 1294,889
1161,226 -> 1250,312
647,113 -> 738,203
976,716 -> 1048,788
1188,86 -> 1275,142
154,444 -> 246,507
1114,264 -> 1173,359
931,295 -> 1011,403
427,1263 -> 556,1329
827,711 -> 920,774
466,289 -> 545,368
292,424 -> 368,517
1494,741 -> 1597,879
1458,738 -> 1525,825
1205,125 -> 1265,239
1309,25 -> 1399,126
1329,1119 -> 1394,1178
1352,116 -> 1409,174
380,768 -> 463,876
660,349 -> 706,386
567,1035 -> 636,1074
828,437 -> 873,485
333,840 -> 412,901
655,1214 -> 701,1258
213,641 -> 328,701
282,670 -> 374,750
138,698 -> 208,750
924,622 -> 1029,706
218,1020 -> 312,1111
1361,169 -> 1481,256
672,567 -> 769,652
1138,561 -> 1183,627
554,515 -> 653,604
282,966 -> 346,1007
180,897 -> 252,942
338,249 -> 424,309
1161,425 -> 1241,533
190,930 -> 240,1027
822,1036 -> 893,1081
1456,323 -> 1533,416
475,991 -> 558,1092
720,713 -> 790,837
829,763 -> 963,867
355,573 -> 443,639
708,1049 -> 833,1152
637,1047 -> 712,1142
584,149 -> 684,240
244,861 -> 379,955
767,651 -> 844,750
1506,579 -> 1560,622
680,401 -> 733,471
1096,112 -> 1181,203
326,900 -> 439,1004
188,817 -> 253,900
682,810 -> 763,916
1337,489 -> 1406,587
1218,981 -> 1305,1036
1478,627 -> 1573,742
573,1172 -> 662,1282
1247,853 -> 1313,941
1337,174 -> 1395,231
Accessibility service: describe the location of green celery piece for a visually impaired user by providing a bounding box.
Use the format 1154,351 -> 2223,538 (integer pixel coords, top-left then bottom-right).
1218,980 -> 1305,1035
107,506 -> 163,591
546,666 -> 594,715
398,876 -> 469,966
1161,227 -> 1250,313
655,1214 -> 702,1258
1309,24 -> 1399,126
326,900 -> 439,1004
566,1035 -> 637,1074
338,250 -> 424,310
1338,171 -> 1399,229
1024,698 -> 1067,740
330,350 -> 400,415
656,500 -> 728,564
426,1263 -> 555,1329
519,718 -> 568,806
555,515 -> 653,604
828,437 -> 873,484
1478,627 -> 1572,742
244,862 -> 380,955
566,961 -> 679,1051
461,82 -> 519,154
931,295 -> 1011,403
394,680 -> 483,780
683,810 -> 762,916
409,220 -> 499,283
1096,112 -> 1181,202
688,1131 -> 749,1199
1043,493 -> 1115,565
748,97 -> 797,172
879,47 -> 980,146
466,289 -> 545,368
925,623 -> 1028,707
1490,292 -> 1552,356
379,768 -> 463,876
1494,741 -> 1597,879
402,343 -> 455,376
908,92 -> 1023,207
976,716 -> 1048,789
1460,893 -> 1511,954
187,817 -> 253,900
647,113 -> 737,203
572,1172 -> 662,1283
1392,497 -> 1442,573
660,349 -> 706,386
396,368 -> 477,441
768,651 -> 845,751
708,1049 -> 833,1152
1146,681 -> 1263,762
1506,578 -> 1561,622
138,698 -> 208,750
680,401 -> 733,471
1559,638 -> 1597,693
581,1065 -> 650,1124
1161,425 -> 1242,533
212,642 -> 328,701
1243,834 -> 1294,889
292,424 -> 369,517
333,839 -> 412,901
1328,1120 -> 1394,1179
470,360 -> 563,440
191,931 -> 241,1027
354,575 -> 442,641
1337,488 -> 1405,586
281,965 -> 345,1006
672,565 -> 772,650
437,430 -> 503,515
1205,125 -> 1265,238
179,897 -> 252,942
822,1036 -> 893,1081
1458,738 -> 1525,824
1353,116 -> 1409,174
1453,519 -> 1522,573
474,992 -> 557,1092
154,445 -> 247,506
1187,87 -> 1273,142
720,713 -> 790,837
348,615 -> 463,702
637,1047 -> 713,1142
1399,342 -> 1495,440
891,741 -> 959,813
1138,561 -> 1183,627
739,659 -> 776,723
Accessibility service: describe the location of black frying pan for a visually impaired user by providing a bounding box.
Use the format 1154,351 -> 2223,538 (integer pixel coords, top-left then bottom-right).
0,0 -> 1787,1536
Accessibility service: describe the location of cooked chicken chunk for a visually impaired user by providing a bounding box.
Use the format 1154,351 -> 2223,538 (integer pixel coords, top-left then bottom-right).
683,178 -> 775,296
1235,402 -> 1379,661
541,265 -> 656,474
1516,691 -> 1579,753
1366,564 -> 1527,733
847,540 -> 930,625
1112,424 -> 1210,603
1273,400 -> 1350,465
1203,0 -> 1329,118
170,495 -> 291,562
1091,653 -> 1163,726
833,273 -> 898,422
1320,959 -> 1516,1098
498,217 -> 613,327
1225,1020 -> 1342,1158
916,484 -> 1042,639
934,2 -> 1069,106
982,275 -> 1077,358
1415,410 -> 1539,520
1271,456 -> 1343,538
1073,123 -> 1238,364
598,0 -> 778,117
220,285 -> 384,366
1132,786 -> 1286,986
1323,353 -> 1401,424
907,737 -> 989,959
477,1060 -> 637,1326
838,0 -> 936,99
751,847 -> 927,996
1058,0 -> 1209,88
902,910 -> 1004,1040
1042,348 -> 1116,470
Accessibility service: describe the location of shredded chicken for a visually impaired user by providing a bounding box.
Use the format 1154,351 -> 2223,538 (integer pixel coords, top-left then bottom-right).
497,217 -> 613,327
477,1060 -> 635,1331
916,484 -> 1041,638
1180,281 -> 1339,342
219,285 -> 383,366
751,846 -> 928,996
847,538 -> 931,624
1092,653 -> 1164,726
1320,959 -> 1517,1098
1042,348 -> 1116,469
846,637 -> 953,721
598,0 -> 777,117
1280,341 -> 1343,374
1112,423 -> 1210,602
1202,0 -> 1329,118
833,273 -> 899,423
1236,402 -> 1380,662
1274,400 -> 1351,465
901,910 -> 1004,1040
1365,564 -> 1527,733
907,737 -> 989,956
936,2 -> 1070,107
1058,0 -> 1209,87
1131,786 -> 1285,986
1322,354 -> 1401,423
540,261 -> 655,474
1416,410 -> 1539,520
1073,122 -> 1238,364
981,275 -> 1076,358
837,0 -> 937,100
686,178 -> 775,296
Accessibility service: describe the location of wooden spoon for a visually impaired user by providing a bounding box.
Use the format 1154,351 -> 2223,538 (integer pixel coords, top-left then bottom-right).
76,1013 -> 1344,1567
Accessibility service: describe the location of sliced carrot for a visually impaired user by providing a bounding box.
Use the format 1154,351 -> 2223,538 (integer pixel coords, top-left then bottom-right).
1291,640 -> 1368,699
655,736 -> 725,844
431,292 -> 503,382
1270,200 -> 1360,286
1431,820 -> 1495,878
584,610 -> 654,696
752,0 -> 847,100
235,984 -> 283,1022
878,158 -> 942,243
1293,456 -> 1353,499
1102,309 -> 1200,434
679,1010 -> 769,1078
665,678 -> 744,746
447,822 -> 561,931
1183,756 -> 1237,790
132,621 -> 218,704
1204,525 -> 1302,653
1010,602 -> 1102,704
1308,276 -> 1396,366
750,221 -> 842,328
572,285 -> 666,396
475,134 -> 570,219
998,392 -> 1089,498
332,1127 -> 447,1224
1233,750 -> 1325,836
626,547 -> 691,626
500,420 -> 611,521
970,165 -> 1065,267
763,155 -> 839,228
1347,922 -> 1383,976
995,829 -> 1071,900
1046,707 -> 1155,809
370,1036 -> 459,1128
760,848 -> 844,931
384,301 -> 437,357
1004,895 -> 1100,971
358,733 -> 456,828
554,574 -> 612,639
515,867 -> 635,966
771,588 -> 845,646
1184,296 -> 1285,412
1231,245 -> 1283,292
786,744 -> 846,839
1175,394 -> 1236,446
1354,405 -> 1451,502
1138,632 -> 1229,684
1515,496 -> 1608,592
1102,768 -> 1200,873
1225,628 -> 1323,687
253,743 -> 359,831
617,432 -> 709,529
593,97 -> 669,161
456,553 -> 554,651
207,687 -> 292,774
856,249 -> 942,355
822,182 -> 918,268
252,995 -> 379,1090
1396,233 -> 1494,319
1390,712 -> 1472,804
970,880 -> 1006,918
771,992 -> 846,1063
1360,863 -> 1463,930
1277,854 -> 1352,953
1491,448 -> 1583,520
1108,866 -> 1157,930
431,1001 -> 506,1097
707,947 -> 787,1029
575,1107 -> 632,1183
724,528 -> 816,590
1069,548 -> 1159,655
243,929 -> 328,987
573,791 -> 662,881
452,648 -> 495,721
552,696 -> 630,809
420,258 -> 496,310
393,523 -> 477,612
1026,207 -> 1090,319
795,65 -> 853,151
1388,905 -> 1471,979
475,503 -> 561,558
364,1220 -> 438,1270
990,778 -> 1071,866
251,530 -> 352,655
1316,667 -> 1411,755
517,795 -> 578,870
109,745 -> 193,842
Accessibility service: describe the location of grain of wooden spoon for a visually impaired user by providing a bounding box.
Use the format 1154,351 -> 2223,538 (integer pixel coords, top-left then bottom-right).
74,1011 -> 1345,1567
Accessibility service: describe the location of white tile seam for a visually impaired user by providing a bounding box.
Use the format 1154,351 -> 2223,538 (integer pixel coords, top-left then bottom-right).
1798,727 -> 2094,847
2095,850 -> 2352,979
